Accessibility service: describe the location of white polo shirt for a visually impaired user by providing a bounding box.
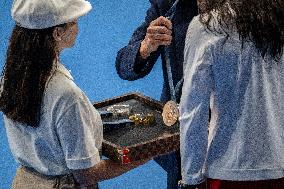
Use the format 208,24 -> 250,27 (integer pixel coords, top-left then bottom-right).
4,63 -> 103,176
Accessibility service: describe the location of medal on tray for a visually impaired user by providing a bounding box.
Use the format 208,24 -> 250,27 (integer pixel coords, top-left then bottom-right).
129,113 -> 156,126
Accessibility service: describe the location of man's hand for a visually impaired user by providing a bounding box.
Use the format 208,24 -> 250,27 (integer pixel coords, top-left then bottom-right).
140,16 -> 172,59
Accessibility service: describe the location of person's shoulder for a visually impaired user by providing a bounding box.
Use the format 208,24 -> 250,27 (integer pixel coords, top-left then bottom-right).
186,16 -> 205,38
148,0 -> 158,7
185,16 -> 212,50
152,0 -> 174,12
151,0 -> 171,6
46,71 -> 86,104
183,15 -> 229,70
185,15 -> 229,49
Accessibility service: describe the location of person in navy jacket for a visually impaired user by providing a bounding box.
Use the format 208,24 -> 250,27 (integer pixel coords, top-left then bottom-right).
115,0 -> 198,188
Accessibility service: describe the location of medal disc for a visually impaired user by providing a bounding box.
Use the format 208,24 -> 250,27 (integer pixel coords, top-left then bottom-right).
162,101 -> 179,126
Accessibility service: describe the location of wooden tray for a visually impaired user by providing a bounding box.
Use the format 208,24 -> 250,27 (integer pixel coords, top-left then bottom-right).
93,93 -> 180,164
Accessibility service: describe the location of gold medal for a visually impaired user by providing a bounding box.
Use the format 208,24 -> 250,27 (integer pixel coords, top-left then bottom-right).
129,114 -> 142,125
162,100 -> 179,126
142,113 -> 155,126
129,113 -> 155,126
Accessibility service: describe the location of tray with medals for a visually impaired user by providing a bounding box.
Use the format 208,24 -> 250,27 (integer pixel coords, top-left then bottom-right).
93,92 -> 180,164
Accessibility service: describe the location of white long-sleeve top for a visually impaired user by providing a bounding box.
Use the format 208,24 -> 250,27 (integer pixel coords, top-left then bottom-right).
179,15 -> 284,185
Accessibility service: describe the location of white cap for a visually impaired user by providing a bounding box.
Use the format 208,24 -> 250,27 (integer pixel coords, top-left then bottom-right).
11,0 -> 92,29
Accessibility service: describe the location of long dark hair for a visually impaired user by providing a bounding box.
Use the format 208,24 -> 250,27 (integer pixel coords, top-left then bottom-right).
198,0 -> 284,60
0,24 -> 65,127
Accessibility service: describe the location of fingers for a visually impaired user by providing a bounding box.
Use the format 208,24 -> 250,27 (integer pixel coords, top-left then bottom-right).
147,32 -> 172,42
147,26 -> 172,35
139,16 -> 173,59
150,16 -> 172,30
146,33 -> 172,45
146,16 -> 172,47
140,30 -> 172,59
147,37 -> 172,46
148,16 -> 172,37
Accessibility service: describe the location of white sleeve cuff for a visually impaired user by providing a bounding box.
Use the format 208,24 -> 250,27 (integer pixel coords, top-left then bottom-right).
182,174 -> 206,185
66,149 -> 101,170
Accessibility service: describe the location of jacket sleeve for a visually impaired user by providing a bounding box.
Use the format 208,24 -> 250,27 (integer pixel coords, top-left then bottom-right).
179,17 -> 214,185
115,0 -> 162,81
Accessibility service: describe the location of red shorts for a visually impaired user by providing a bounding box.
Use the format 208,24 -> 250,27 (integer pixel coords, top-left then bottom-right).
198,177 -> 284,189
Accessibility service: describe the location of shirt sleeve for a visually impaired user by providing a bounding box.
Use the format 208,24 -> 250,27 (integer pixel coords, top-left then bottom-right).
56,96 -> 103,170
179,18 -> 215,185
115,0 -> 161,81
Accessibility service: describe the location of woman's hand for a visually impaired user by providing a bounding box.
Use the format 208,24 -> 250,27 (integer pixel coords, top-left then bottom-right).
73,158 -> 151,187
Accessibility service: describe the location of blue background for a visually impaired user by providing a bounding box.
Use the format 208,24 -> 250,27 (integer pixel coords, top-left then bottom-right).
0,0 -> 167,188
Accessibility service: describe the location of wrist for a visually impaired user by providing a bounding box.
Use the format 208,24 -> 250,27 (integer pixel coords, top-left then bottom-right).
178,180 -> 197,189
139,40 -> 150,59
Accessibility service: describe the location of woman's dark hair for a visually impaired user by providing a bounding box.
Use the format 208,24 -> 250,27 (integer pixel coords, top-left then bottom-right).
0,24 -> 66,127
199,0 -> 284,60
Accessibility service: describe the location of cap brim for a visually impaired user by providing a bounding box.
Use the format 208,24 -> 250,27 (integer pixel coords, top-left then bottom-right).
12,0 -> 92,29
55,1 -> 92,28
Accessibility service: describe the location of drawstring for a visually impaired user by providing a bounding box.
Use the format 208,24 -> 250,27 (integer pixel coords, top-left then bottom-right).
67,174 -> 74,185
53,174 -> 76,189
53,177 -> 60,189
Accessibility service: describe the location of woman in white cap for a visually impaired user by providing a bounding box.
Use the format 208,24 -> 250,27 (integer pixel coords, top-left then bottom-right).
0,0 -> 148,188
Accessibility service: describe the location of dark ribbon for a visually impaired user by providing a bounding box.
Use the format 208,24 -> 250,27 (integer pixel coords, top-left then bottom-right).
162,0 -> 183,102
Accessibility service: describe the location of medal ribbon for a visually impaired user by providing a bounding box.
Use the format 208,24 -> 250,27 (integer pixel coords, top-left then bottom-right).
163,0 -> 183,102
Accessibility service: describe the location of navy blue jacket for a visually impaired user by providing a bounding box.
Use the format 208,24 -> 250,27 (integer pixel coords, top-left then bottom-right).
116,0 -> 198,103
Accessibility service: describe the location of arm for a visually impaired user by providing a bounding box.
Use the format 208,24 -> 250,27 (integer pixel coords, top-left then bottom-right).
56,93 -> 149,187
115,0 -> 170,81
179,19 -> 215,185
72,158 -> 148,187
179,47 -> 214,185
